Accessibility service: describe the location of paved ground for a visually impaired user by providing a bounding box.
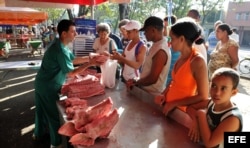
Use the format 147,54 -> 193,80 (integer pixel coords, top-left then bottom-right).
0,48 -> 249,148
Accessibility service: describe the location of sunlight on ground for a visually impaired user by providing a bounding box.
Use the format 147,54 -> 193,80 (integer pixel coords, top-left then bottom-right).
0,89 -> 34,103
2,108 -> 10,111
0,78 -> 35,91
21,124 -> 35,136
149,139 -> 158,148
4,73 -> 36,82
117,106 -> 124,117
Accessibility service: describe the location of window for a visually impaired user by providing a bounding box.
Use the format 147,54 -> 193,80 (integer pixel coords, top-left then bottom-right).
236,13 -> 241,20
246,12 -> 250,20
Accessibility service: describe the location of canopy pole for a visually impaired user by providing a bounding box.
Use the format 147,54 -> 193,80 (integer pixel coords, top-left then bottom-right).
91,0 -> 95,20
91,6 -> 94,19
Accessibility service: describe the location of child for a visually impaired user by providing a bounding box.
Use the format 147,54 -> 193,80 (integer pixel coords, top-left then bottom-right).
187,67 -> 243,148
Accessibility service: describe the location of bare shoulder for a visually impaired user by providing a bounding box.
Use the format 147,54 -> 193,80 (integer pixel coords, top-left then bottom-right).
217,115 -> 241,132
191,54 -> 206,68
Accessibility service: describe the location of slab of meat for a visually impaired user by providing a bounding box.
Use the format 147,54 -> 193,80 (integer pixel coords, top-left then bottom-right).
58,121 -> 79,137
73,97 -> 113,132
85,109 -> 119,139
60,97 -> 88,119
66,105 -> 88,120
69,109 -> 119,146
78,68 -> 97,77
69,133 -> 95,147
63,97 -> 87,107
67,85 -> 105,99
89,52 -> 109,63
61,74 -> 100,95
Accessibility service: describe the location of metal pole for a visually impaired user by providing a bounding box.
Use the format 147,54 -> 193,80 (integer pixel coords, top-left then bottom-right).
167,0 -> 172,25
91,0 -> 95,19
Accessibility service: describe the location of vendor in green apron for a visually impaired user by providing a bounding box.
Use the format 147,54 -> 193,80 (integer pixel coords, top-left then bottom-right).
33,19 -> 97,148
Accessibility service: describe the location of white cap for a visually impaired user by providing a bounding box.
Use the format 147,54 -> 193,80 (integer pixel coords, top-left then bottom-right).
124,20 -> 141,31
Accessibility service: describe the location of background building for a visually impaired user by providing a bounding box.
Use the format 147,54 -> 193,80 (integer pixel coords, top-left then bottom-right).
224,1 -> 250,47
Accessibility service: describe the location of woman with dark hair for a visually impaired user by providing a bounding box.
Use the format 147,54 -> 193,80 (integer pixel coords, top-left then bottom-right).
208,23 -> 239,78
154,17 -> 209,116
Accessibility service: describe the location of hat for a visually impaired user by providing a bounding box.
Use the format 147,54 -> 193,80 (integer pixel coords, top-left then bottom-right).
124,20 -> 141,31
140,16 -> 163,31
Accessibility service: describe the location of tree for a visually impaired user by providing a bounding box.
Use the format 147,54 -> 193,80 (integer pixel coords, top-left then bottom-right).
192,0 -> 224,25
119,4 -> 129,20
36,8 -> 65,25
78,5 -> 90,18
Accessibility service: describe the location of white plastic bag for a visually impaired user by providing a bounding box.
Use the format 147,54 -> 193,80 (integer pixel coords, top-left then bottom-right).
100,59 -> 118,88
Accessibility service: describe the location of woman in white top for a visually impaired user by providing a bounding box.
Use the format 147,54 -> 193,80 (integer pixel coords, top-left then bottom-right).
111,20 -> 147,81
93,23 -> 117,55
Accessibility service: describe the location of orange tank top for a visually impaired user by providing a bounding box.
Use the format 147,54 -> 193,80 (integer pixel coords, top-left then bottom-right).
165,48 -> 199,111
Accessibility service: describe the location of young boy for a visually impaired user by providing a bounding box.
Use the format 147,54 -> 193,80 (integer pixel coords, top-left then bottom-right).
187,67 -> 243,148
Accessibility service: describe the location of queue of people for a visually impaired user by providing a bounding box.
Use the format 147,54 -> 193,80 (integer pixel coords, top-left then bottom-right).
33,12 -> 242,148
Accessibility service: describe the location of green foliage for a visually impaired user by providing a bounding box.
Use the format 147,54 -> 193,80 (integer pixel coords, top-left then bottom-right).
93,0 -> 193,28
36,8 -> 65,25
76,0 -> 244,33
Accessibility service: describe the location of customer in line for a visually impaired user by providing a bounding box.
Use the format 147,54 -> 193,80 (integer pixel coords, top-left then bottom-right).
118,19 -> 130,50
186,67 -> 242,148
154,17 -> 209,115
127,16 -> 171,95
163,15 -> 180,86
208,23 -> 239,79
187,9 -> 208,64
93,22 -> 117,55
111,20 -> 147,82
33,19 -> 102,148
207,20 -> 223,62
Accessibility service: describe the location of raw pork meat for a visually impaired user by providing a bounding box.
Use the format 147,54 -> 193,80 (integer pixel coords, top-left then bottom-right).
61,74 -> 105,99
69,109 -> 119,146
58,121 -> 79,137
63,97 -> 87,107
85,109 -> 119,139
69,133 -> 95,147
73,97 -> 113,132
60,97 -> 88,119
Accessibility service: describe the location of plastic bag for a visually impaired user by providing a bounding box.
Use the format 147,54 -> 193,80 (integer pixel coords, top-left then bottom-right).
100,59 -> 118,88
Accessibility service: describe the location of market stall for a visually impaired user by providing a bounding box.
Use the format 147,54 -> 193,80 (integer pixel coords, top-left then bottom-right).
28,40 -> 42,55
57,81 -> 203,148
0,7 -> 48,48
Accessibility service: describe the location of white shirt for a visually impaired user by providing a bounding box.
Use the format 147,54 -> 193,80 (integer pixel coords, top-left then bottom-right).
92,37 -> 117,54
230,32 -> 239,43
122,42 -> 140,81
140,38 -> 171,95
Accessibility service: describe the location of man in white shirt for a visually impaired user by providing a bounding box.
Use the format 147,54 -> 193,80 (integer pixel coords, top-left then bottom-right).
187,9 -> 208,64
230,28 -> 239,44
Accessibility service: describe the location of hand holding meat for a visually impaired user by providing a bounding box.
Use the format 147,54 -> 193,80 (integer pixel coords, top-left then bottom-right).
110,51 -> 122,61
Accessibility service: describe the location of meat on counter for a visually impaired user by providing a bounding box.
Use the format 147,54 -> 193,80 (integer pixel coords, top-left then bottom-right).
58,97 -> 119,147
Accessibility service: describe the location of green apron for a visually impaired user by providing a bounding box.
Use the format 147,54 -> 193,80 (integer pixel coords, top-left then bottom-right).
34,38 -> 74,146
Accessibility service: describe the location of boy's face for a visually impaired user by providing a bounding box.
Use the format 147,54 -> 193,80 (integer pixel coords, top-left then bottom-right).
210,75 -> 237,105
63,26 -> 77,43
126,29 -> 138,40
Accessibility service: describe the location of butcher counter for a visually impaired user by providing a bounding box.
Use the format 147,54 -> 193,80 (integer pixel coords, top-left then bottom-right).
57,81 -> 203,148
